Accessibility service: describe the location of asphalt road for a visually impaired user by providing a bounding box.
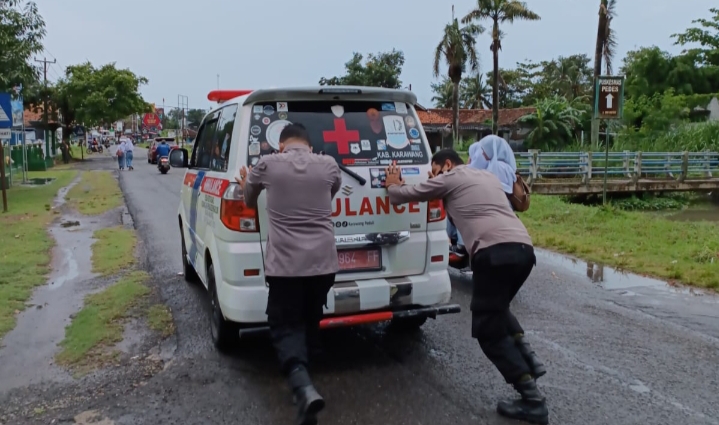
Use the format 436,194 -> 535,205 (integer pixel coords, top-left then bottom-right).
111,148 -> 719,425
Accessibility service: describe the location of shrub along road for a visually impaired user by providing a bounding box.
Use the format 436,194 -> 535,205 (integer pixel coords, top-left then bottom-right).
1,148 -> 718,425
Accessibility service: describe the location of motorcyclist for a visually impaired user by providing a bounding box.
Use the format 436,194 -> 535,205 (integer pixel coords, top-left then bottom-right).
155,140 -> 171,169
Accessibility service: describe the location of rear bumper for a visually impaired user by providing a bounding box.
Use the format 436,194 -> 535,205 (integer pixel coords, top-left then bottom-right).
216,269 -> 452,323
237,304 -> 462,337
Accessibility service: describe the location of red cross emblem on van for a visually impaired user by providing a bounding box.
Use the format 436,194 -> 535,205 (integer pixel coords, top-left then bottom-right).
323,118 -> 359,155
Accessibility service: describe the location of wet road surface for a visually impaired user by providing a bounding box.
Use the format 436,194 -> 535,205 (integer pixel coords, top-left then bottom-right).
5,150 -> 717,425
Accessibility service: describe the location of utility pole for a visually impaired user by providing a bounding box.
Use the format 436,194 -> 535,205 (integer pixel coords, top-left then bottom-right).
35,57 -> 56,162
178,95 -> 188,148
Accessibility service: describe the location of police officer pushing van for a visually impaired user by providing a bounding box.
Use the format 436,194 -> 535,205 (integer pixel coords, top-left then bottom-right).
238,123 -> 342,425
383,150 -> 549,425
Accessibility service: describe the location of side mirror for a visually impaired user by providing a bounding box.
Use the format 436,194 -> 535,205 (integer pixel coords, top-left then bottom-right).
170,148 -> 189,168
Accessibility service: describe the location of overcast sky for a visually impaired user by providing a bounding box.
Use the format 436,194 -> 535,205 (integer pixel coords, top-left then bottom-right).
35,0 -> 715,111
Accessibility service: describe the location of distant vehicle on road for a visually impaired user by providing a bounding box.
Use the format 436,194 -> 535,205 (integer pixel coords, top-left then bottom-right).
147,138 -> 178,164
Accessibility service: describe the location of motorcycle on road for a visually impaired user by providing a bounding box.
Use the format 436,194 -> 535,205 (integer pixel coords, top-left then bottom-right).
158,156 -> 170,174
86,144 -> 103,154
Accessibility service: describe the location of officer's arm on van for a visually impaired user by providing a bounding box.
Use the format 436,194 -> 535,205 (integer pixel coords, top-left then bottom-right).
329,162 -> 342,199
243,161 -> 267,209
387,175 -> 451,205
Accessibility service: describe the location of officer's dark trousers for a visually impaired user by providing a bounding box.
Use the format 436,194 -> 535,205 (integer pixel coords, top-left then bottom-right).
470,243 -> 536,384
265,274 -> 335,375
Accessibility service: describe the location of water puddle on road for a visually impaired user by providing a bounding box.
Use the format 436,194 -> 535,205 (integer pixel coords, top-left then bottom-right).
19,177 -> 56,186
0,175 -> 117,393
535,249 -> 715,297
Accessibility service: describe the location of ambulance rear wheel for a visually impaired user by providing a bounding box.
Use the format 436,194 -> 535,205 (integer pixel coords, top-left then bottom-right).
208,263 -> 239,351
389,316 -> 427,332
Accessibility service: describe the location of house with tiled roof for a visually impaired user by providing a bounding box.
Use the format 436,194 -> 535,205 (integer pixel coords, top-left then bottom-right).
416,107 -> 536,151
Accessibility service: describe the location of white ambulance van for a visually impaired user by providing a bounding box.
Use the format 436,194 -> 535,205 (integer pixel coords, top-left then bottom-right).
169,86 -> 460,349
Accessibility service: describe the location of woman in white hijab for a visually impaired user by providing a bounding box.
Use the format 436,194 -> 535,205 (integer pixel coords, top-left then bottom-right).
448,135 -> 518,264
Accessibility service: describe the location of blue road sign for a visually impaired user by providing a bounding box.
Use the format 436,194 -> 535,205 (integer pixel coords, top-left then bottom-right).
0,93 -> 12,128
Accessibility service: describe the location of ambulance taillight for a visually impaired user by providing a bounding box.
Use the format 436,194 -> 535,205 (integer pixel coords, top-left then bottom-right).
427,199 -> 446,222
220,183 -> 258,232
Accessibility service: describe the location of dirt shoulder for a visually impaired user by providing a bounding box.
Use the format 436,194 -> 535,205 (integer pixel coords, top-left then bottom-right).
0,161 -> 176,425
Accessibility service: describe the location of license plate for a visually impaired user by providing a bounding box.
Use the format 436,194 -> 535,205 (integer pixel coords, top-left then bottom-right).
337,248 -> 382,272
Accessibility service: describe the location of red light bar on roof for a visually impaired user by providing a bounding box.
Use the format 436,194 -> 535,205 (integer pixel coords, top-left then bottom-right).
207,90 -> 253,103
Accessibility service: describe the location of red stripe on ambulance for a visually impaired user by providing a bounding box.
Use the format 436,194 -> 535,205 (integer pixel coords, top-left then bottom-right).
183,173 -> 197,187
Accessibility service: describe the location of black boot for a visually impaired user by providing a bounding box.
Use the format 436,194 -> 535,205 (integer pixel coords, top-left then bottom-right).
515,335 -> 547,379
288,366 -> 325,425
497,378 -> 549,425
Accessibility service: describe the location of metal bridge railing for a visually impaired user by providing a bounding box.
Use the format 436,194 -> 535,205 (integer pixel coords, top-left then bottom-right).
515,150 -> 719,184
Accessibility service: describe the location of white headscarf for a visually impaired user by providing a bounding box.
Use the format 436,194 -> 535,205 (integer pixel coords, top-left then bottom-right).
468,135 -> 517,194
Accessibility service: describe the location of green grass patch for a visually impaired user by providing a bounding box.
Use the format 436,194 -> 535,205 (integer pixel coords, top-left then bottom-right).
66,171 -> 123,215
0,170 -> 77,340
91,227 -> 136,276
56,271 -> 150,367
521,195 -> 719,288
147,304 -> 175,337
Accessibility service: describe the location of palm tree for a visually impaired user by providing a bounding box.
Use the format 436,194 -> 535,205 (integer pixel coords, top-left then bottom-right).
591,0 -> 618,147
430,77 -> 454,108
519,95 -> 585,151
462,0 -> 540,135
460,71 -> 492,109
433,15 -> 483,146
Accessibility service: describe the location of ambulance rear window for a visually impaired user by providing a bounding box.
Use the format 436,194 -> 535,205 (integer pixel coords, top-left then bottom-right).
246,100 -> 429,167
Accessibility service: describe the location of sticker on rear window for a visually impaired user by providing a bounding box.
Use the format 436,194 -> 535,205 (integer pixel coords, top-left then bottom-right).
253,105 -> 263,113
395,102 -> 408,114
369,168 -> 387,188
408,128 -> 420,138
381,103 -> 395,111
277,102 -> 288,112
383,116 -> 409,149
402,167 -> 419,175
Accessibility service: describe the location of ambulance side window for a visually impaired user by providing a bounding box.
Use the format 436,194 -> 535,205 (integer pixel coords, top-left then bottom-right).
190,110 -> 220,169
211,104 -> 238,172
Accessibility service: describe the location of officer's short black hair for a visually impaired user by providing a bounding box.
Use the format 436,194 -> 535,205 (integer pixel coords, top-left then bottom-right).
431,149 -> 464,166
279,123 -> 309,145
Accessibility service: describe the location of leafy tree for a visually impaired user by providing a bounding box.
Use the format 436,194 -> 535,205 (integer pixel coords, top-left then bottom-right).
186,108 -> 206,128
591,0 -> 618,147
319,50 -> 404,88
430,77 -> 454,108
58,62 -> 150,127
462,0 -> 540,134
519,95 -> 585,150
621,46 -> 719,99
672,7 -> 719,67
485,67 -> 531,108
0,0 -> 45,92
460,71 -> 492,109
433,18 -> 483,145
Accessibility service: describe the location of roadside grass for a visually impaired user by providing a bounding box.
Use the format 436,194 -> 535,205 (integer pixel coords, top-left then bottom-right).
55,271 -> 150,367
521,195 -> 719,289
91,227 -> 136,276
66,171 -> 123,215
0,170 -> 77,340
147,304 -> 175,337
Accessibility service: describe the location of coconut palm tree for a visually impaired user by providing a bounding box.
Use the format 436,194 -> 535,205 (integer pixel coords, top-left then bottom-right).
462,0 -> 540,135
430,77 -> 455,108
460,71 -> 492,109
433,16 -> 484,146
591,0 -> 618,146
